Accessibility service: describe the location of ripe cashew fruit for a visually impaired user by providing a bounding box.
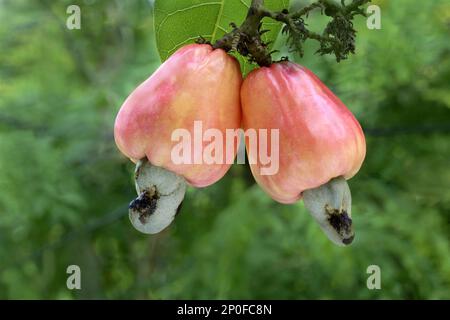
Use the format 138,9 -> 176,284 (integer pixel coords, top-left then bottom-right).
115,44 -> 242,234
241,62 -> 366,245
114,44 -> 242,188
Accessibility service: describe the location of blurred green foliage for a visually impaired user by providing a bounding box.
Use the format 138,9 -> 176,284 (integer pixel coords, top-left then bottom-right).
0,0 -> 449,299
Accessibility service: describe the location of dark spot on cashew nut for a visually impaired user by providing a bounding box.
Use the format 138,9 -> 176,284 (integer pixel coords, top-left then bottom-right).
342,235 -> 355,245
129,186 -> 160,224
325,204 -> 354,244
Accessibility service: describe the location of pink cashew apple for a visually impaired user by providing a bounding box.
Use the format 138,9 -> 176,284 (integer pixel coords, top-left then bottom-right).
115,43 -> 242,188
241,61 -> 366,245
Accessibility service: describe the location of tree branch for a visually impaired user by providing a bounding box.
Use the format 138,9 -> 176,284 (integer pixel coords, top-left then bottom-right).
210,0 -> 371,66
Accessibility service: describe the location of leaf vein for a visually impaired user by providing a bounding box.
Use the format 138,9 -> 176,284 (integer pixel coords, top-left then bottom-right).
156,2 -> 222,40
211,0 -> 225,42
240,0 -> 250,9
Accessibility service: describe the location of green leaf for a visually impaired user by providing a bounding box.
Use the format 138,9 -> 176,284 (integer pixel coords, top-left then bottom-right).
154,0 -> 290,75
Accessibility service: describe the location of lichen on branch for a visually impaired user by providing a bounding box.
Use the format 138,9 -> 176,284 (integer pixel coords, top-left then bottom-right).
208,0 -> 371,66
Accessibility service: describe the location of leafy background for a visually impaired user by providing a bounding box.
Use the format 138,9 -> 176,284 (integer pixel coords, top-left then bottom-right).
0,0 -> 449,299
